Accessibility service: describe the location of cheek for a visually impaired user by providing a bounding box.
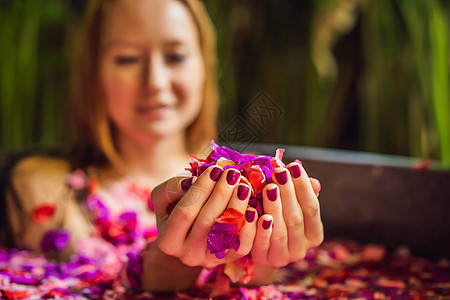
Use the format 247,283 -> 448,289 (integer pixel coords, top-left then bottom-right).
102,64 -> 142,108
174,60 -> 205,112
101,64 -> 143,130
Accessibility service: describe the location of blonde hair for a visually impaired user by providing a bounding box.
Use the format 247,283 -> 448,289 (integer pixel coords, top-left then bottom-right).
68,0 -> 218,171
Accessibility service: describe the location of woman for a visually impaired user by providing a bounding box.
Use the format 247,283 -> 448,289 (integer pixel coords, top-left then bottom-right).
5,0 -> 323,293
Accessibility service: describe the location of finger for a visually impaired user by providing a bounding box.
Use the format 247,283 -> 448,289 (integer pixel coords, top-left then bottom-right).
186,168 -> 241,253
272,167 -> 307,262
261,183 -> 290,265
151,175 -> 189,217
251,214 -> 273,265
157,165 -> 224,256
213,207 -> 257,264
237,208 -> 258,257
309,177 -> 321,197
226,183 -> 251,214
287,162 -> 324,248
206,183 -> 252,262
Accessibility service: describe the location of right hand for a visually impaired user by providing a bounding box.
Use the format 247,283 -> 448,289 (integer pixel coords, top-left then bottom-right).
150,166 -> 257,270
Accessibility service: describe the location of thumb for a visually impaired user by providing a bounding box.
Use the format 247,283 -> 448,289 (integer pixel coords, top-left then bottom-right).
309,177 -> 321,197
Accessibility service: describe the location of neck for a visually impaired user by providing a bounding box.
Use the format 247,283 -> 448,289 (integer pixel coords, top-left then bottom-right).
116,132 -> 190,186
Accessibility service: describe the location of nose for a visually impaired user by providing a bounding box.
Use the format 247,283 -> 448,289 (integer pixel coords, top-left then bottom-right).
144,55 -> 169,95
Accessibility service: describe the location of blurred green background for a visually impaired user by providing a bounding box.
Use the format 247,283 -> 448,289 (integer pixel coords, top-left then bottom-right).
1,0 -> 449,165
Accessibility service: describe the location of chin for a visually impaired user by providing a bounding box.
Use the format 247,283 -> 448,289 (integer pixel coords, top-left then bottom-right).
140,124 -> 185,139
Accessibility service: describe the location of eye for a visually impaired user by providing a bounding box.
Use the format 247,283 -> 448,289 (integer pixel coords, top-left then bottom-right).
167,53 -> 186,63
114,56 -> 140,65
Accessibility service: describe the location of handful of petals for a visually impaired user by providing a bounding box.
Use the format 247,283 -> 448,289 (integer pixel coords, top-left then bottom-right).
187,141 -> 288,282
187,141 -> 286,219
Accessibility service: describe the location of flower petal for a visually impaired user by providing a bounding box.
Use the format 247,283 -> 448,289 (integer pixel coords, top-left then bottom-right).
40,230 -> 70,253
32,204 -> 56,224
207,223 -> 240,259
216,208 -> 245,229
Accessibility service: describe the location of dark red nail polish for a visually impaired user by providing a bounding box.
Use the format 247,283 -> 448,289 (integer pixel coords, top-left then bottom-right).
166,201 -> 178,215
210,167 -> 223,181
263,219 -> 272,230
181,177 -> 193,191
226,169 -> 240,185
245,210 -> 255,222
289,164 -> 301,178
275,170 -> 288,185
238,185 -> 250,200
267,187 -> 277,201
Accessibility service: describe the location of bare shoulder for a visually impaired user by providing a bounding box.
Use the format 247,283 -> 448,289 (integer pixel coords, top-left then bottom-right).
10,156 -> 72,210
12,156 -> 70,183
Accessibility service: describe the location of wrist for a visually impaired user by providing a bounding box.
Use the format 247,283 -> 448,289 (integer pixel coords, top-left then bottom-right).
141,241 -> 203,292
243,265 -> 275,286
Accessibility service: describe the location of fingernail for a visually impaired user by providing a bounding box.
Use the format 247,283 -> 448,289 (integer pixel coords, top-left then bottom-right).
210,167 -> 223,181
275,170 -> 288,185
181,177 -> 193,191
312,178 -> 322,193
166,201 -> 178,215
295,159 -> 303,165
245,210 -> 255,222
226,169 -> 240,185
288,164 -> 301,178
263,219 -> 272,230
238,185 -> 250,200
267,187 -> 277,201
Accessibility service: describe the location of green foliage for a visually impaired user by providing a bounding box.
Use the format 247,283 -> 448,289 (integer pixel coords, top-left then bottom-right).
0,0 -> 74,150
0,0 -> 449,165
358,0 -> 450,164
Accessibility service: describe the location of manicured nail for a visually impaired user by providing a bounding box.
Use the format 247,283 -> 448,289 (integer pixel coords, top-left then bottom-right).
166,201 -> 178,215
289,164 -> 301,178
226,169 -> 240,185
245,210 -> 255,223
275,170 -> 288,185
210,167 -> 223,181
238,185 -> 250,200
267,187 -> 277,201
263,219 -> 272,230
312,178 -> 322,193
295,159 -> 303,165
181,177 -> 193,191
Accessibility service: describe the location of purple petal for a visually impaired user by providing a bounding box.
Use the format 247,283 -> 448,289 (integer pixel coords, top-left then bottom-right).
119,211 -> 138,230
85,195 -> 110,221
78,269 -> 101,281
10,274 -> 41,285
248,197 -> 264,217
0,249 -> 9,262
254,156 -> 274,179
126,252 -> 143,289
207,223 -> 240,259
41,230 -> 71,253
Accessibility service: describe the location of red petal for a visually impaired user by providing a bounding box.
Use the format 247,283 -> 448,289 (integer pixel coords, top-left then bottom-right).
32,204 -> 56,224
413,158 -> 430,172
44,289 -> 69,297
3,291 -> 30,299
271,148 -> 286,168
248,170 -> 265,194
108,223 -> 126,238
89,175 -> 99,194
216,208 -> 245,229
147,194 -> 154,211
236,256 -> 254,284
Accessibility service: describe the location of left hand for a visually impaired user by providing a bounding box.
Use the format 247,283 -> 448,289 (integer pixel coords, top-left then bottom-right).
250,162 -> 324,267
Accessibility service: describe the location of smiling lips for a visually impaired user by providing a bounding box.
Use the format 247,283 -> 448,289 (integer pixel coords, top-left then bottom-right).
136,103 -> 175,119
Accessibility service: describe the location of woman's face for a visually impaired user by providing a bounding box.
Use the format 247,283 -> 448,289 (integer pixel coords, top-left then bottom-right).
101,0 -> 204,143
